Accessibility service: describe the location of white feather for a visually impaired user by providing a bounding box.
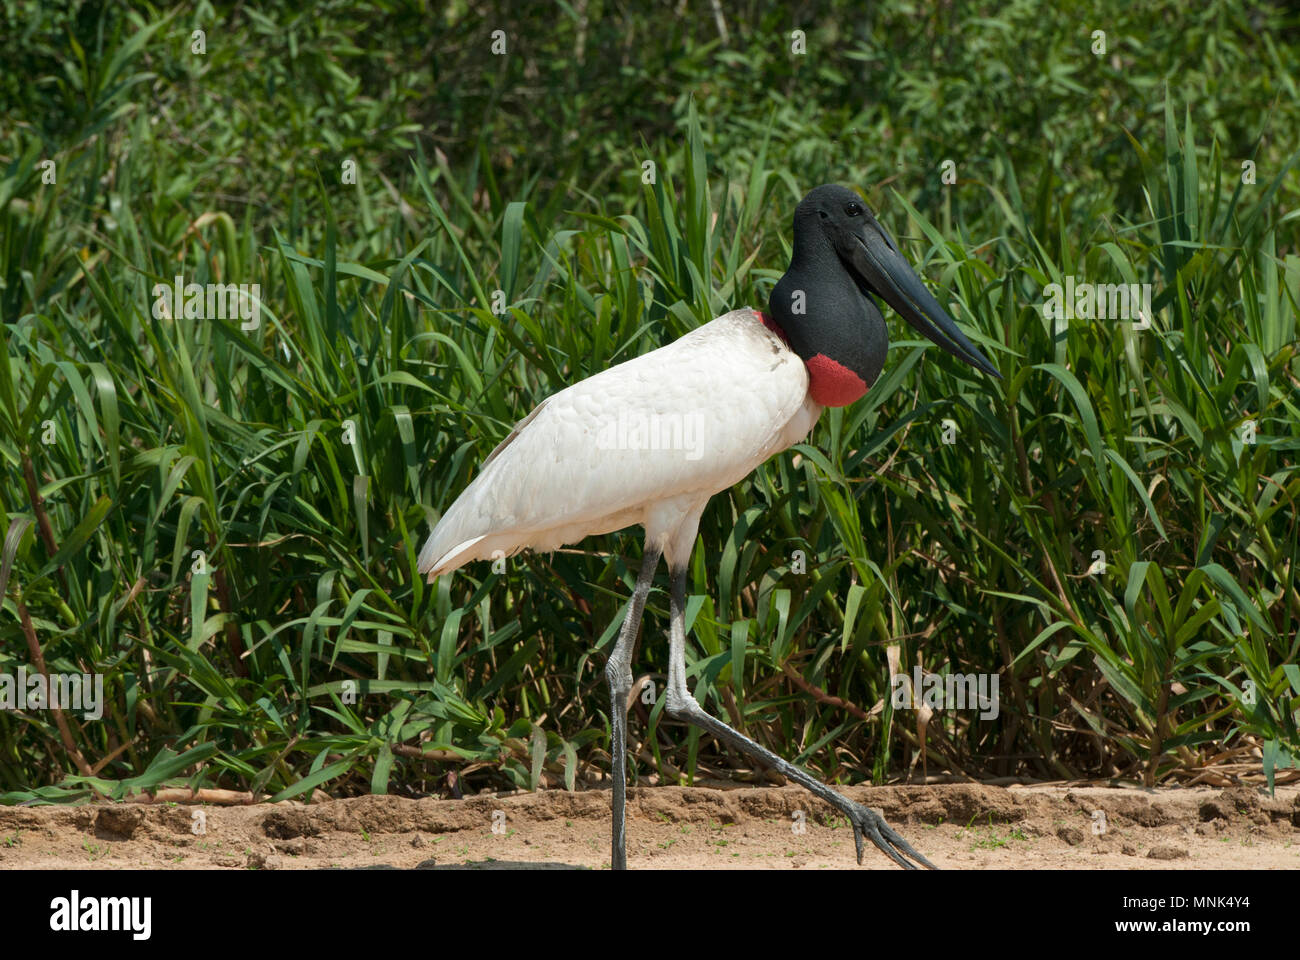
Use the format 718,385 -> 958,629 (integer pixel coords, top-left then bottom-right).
418,308 -> 818,579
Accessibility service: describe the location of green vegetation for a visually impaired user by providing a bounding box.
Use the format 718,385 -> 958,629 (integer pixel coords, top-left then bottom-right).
0,1 -> 1297,805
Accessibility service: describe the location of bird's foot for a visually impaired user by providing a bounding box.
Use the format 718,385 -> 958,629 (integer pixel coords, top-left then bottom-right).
845,801 -> 937,870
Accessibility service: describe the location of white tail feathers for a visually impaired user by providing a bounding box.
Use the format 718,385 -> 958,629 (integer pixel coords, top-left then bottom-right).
416,532 -> 487,581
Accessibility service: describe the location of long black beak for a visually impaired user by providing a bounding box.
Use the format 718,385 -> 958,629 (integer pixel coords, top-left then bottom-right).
850,224 -> 1001,379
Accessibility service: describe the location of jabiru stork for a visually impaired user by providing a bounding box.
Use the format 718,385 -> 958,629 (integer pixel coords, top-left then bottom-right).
418,184 -> 1001,869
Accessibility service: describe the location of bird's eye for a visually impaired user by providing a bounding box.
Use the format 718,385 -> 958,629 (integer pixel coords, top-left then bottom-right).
818,210 -> 829,220
845,202 -> 862,217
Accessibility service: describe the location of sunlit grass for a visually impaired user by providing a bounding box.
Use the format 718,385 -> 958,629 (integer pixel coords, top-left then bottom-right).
0,2 -> 1297,804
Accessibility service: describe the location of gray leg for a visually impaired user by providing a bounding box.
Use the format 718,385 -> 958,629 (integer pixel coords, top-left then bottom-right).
604,541 -> 662,870
662,564 -> 936,870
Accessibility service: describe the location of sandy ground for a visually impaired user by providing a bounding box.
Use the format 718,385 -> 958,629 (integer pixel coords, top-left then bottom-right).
1,782 -> 1296,870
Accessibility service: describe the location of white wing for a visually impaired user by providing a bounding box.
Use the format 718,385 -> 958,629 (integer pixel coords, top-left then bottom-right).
418,309 -> 817,578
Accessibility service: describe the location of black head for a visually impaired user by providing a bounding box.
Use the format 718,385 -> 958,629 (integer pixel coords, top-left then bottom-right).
773,184 -> 1001,382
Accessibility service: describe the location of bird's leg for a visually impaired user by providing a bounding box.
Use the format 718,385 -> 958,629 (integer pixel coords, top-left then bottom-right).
662,564 -> 936,870
604,542 -> 662,870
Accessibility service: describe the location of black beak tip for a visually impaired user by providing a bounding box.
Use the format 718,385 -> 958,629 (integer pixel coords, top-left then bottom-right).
850,226 -> 1003,385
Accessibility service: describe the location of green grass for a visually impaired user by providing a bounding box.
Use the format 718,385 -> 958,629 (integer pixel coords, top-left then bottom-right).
0,1 -> 1297,805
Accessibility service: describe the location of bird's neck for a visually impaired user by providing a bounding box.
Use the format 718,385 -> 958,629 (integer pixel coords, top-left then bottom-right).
767,234 -> 888,407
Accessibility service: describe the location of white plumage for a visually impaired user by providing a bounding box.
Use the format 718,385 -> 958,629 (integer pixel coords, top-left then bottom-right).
415,184 -> 999,870
418,308 -> 818,578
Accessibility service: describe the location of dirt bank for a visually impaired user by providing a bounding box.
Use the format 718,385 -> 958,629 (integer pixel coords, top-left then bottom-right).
2,782 -> 1296,869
